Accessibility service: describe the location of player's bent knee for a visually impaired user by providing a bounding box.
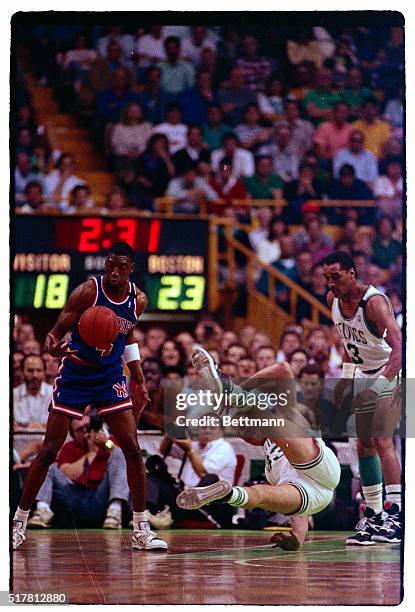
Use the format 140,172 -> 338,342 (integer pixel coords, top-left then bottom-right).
373,437 -> 394,454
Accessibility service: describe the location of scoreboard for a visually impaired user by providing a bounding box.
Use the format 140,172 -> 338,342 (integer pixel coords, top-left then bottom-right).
14,216 -> 209,312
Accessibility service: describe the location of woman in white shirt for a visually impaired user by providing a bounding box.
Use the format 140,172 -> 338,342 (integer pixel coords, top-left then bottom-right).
256,215 -> 287,265
110,102 -> 152,160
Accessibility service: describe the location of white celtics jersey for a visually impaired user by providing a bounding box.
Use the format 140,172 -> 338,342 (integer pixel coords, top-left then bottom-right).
263,439 -> 293,485
331,285 -> 392,372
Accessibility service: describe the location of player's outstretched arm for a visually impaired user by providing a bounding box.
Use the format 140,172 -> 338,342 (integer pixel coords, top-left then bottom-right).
44,280 -> 96,357
366,295 -> 402,380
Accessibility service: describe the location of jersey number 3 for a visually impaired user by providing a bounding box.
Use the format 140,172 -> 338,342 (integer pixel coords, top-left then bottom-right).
347,343 -> 364,365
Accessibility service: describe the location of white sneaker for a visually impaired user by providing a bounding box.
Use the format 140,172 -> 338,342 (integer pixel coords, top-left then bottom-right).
12,520 -> 26,550
132,521 -> 168,551
103,510 -> 122,529
27,508 -> 54,529
148,507 -> 173,530
176,479 -> 231,510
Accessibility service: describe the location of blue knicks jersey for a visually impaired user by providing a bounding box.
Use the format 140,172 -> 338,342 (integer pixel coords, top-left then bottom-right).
70,276 -> 139,369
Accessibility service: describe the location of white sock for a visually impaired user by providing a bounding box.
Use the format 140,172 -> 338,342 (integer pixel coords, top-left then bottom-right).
362,484 -> 383,514
108,499 -> 122,514
227,486 -> 249,507
14,507 -> 30,530
385,484 -> 402,510
37,501 -> 52,512
133,510 -> 149,531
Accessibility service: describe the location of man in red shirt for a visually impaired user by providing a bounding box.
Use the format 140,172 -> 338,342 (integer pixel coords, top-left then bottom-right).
27,415 -> 129,529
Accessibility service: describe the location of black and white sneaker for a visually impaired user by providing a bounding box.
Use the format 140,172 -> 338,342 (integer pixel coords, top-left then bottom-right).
372,503 -> 402,543
346,506 -> 383,546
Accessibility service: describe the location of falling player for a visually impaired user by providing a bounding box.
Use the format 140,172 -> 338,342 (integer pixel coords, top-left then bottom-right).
323,251 -> 402,545
176,351 -> 341,531
12,242 -> 167,551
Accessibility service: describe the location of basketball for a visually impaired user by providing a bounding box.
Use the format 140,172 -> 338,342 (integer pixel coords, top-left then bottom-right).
78,306 -> 119,349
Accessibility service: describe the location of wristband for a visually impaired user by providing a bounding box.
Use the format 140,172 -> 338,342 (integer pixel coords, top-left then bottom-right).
123,343 -> 140,364
342,363 -> 357,379
370,375 -> 390,395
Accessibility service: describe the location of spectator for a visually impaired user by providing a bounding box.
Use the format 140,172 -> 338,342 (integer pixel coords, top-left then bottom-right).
96,26 -> 134,60
102,188 -> 130,213
180,70 -> 218,125
137,359 -> 164,431
292,214 -> 334,263
175,332 -> 196,359
235,103 -> 271,153
199,46 -> 228,90
257,75 -> 286,122
296,264 -> 332,326
249,332 -> 274,356
13,352 -> 24,388
166,164 -> 216,213
333,130 -> 378,185
304,68 -> 343,124
372,159 -> 403,219
172,124 -> 211,176
255,345 -> 277,370
181,26 -> 216,64
236,35 -> 273,93
81,41 -> 134,107
153,424 -> 237,526
218,65 -> 256,126
43,153 -> 85,210
211,133 -> 254,179
259,125 -> 300,183
244,155 -> 284,200
294,250 -> 314,290
387,289 -> 403,329
158,36 -> 195,96
60,32 -> 98,87
15,152 -> 40,197
288,349 -> 309,378
342,67 -> 373,116
19,180 -> 45,213
41,353 -> 59,386
66,185 -> 94,212
383,87 -> 403,131
208,156 -> 247,208
365,262 -> 387,293
298,365 -> 337,435
135,26 -> 166,68
276,330 -> 303,361
237,356 -> 257,380
249,206 -> 273,252
136,133 -> 175,198
153,103 -> 188,154
16,103 -> 37,135
328,164 -> 373,201
27,416 -> 130,529
95,66 -> 138,124
110,102 -> 152,161
256,235 -> 297,302
13,355 -> 51,431
288,62 -> 316,102
225,343 -> 248,364
379,137 -> 403,174
202,104 -> 233,151
353,96 -> 392,159
372,216 -> 402,269
287,28 -> 324,69
283,163 -> 322,223
21,339 -> 42,356
143,327 -> 168,359
137,66 -> 172,125
159,339 -> 187,372
313,102 -> 354,160
16,127 -> 34,156
255,215 -> 286,265
283,99 -> 315,156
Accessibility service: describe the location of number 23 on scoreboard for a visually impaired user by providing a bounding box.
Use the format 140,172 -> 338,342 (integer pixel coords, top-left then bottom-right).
157,275 -> 205,310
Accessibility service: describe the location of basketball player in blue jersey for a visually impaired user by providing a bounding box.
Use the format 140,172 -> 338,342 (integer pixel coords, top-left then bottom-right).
322,251 -> 402,545
13,242 -> 167,551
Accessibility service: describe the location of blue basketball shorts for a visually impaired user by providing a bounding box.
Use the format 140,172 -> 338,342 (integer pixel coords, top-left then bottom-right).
49,356 -> 133,420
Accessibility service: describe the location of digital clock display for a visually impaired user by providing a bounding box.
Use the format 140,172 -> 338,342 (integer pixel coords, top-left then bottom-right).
14,216 -> 209,312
